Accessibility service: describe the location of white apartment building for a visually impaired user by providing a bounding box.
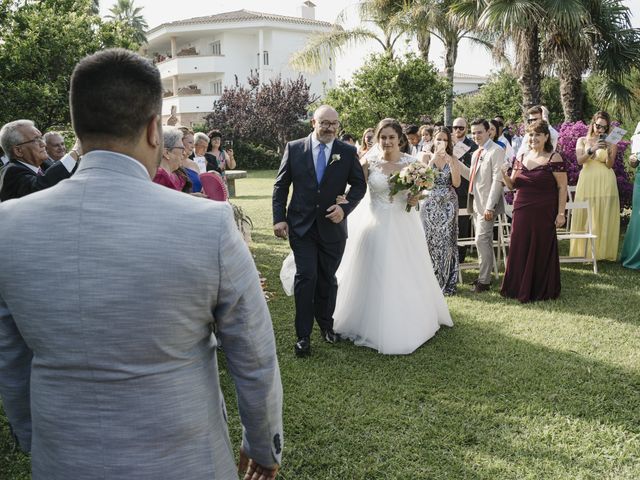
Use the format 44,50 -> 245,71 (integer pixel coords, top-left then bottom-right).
145,2 -> 336,126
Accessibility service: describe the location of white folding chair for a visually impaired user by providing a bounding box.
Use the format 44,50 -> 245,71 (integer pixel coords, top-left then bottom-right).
557,200 -> 598,274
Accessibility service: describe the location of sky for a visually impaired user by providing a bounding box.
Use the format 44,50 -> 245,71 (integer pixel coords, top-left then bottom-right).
100,0 -> 640,81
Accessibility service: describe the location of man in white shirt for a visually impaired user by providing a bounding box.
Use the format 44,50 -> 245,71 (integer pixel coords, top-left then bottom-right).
517,105 -> 559,158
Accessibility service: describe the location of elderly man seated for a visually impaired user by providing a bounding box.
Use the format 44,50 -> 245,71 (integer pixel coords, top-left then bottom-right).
0,120 -> 79,202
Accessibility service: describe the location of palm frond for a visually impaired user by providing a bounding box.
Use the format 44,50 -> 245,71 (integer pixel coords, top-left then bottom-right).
289,27 -> 381,73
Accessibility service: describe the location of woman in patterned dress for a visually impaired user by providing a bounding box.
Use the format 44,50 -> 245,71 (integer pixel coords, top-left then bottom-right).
418,127 -> 461,295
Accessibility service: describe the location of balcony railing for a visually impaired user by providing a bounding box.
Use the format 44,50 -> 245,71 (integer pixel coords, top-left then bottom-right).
162,94 -> 220,115
156,54 -> 227,79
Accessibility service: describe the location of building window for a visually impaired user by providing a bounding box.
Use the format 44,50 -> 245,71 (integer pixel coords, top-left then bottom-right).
263,51 -> 269,66
210,80 -> 222,95
211,41 -> 221,56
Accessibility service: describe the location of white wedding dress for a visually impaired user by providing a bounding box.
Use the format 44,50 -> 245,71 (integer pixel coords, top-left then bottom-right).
333,151 -> 453,354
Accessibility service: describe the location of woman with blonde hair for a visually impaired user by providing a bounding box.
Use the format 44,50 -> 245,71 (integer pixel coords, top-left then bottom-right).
570,111 -> 620,260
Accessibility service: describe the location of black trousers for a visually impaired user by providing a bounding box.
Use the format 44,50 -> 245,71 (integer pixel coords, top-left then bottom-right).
289,222 -> 346,339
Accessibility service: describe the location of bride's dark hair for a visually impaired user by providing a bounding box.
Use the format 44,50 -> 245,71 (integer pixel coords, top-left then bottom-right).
374,118 -> 403,142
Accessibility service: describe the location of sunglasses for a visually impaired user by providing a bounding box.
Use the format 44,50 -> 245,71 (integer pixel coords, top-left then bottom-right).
452,126 -> 465,130
526,118 -> 539,124
593,123 -> 608,130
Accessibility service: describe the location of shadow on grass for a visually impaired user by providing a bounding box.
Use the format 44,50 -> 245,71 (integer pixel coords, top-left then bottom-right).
456,262 -> 640,326
221,307 -> 639,479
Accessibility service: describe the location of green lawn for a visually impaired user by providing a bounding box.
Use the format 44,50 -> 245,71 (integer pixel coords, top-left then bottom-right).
2,170 -> 639,479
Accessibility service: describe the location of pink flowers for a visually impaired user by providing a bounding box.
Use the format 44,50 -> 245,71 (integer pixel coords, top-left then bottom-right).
389,161 -> 436,212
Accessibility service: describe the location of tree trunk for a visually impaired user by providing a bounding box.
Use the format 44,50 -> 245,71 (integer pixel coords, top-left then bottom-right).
516,25 -> 541,118
416,29 -> 431,62
443,39 -> 458,126
558,61 -> 583,122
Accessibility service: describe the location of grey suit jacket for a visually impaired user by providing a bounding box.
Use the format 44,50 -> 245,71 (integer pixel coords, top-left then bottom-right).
0,151 -> 283,479
459,140 -> 506,215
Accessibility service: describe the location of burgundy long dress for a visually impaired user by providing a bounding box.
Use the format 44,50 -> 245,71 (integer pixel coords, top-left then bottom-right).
500,157 -> 565,302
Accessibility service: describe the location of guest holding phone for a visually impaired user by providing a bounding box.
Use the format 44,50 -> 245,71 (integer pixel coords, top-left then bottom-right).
206,130 -> 236,182
570,110 -> 620,260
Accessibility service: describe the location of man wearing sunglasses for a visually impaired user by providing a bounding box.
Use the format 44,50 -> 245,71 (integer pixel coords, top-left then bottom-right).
452,117 -> 478,263
516,105 -> 559,158
0,120 -> 79,202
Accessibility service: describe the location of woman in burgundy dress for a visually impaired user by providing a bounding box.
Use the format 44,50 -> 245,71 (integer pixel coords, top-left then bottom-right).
500,120 -> 568,302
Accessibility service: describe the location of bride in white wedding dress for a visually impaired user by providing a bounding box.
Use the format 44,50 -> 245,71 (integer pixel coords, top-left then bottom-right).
333,118 -> 453,354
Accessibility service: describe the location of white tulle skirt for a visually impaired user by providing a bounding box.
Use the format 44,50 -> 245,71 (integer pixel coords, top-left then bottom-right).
333,192 -> 453,354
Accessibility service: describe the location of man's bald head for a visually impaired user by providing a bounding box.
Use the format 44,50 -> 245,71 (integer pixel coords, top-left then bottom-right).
312,105 -> 340,144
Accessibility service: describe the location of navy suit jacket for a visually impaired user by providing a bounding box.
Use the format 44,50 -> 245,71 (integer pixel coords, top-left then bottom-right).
273,134 -> 366,243
0,159 -> 73,202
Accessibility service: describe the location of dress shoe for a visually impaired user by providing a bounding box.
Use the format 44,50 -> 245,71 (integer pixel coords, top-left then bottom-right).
320,329 -> 339,344
472,281 -> 491,293
294,336 -> 311,357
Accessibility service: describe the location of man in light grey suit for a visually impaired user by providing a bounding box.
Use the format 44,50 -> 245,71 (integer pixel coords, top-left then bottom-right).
459,118 -> 506,292
0,49 -> 282,480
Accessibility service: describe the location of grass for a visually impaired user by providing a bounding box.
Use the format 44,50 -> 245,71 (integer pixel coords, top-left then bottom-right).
2,170 -> 639,479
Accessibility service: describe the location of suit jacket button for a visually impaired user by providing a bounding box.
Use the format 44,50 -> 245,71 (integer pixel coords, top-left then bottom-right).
316,205 -> 319,208
317,190 -> 320,194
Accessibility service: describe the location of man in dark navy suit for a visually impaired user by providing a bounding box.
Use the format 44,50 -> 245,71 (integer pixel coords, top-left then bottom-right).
272,105 -> 367,357
0,120 -> 78,202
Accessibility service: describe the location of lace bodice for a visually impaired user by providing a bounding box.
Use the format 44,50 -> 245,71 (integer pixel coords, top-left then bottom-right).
366,153 -> 416,208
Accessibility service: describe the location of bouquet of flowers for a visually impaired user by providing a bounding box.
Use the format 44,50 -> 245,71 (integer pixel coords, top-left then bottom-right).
388,162 -> 436,212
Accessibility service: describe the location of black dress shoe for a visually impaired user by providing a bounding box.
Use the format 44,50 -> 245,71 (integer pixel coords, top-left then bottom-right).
472,281 -> 491,293
320,329 -> 339,344
294,336 -> 311,357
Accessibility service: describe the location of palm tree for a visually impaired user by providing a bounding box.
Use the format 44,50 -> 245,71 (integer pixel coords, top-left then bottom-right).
91,0 -> 99,15
105,0 -> 148,46
398,0 -> 498,125
546,0 -> 640,121
453,0 -> 586,116
289,3 -> 406,73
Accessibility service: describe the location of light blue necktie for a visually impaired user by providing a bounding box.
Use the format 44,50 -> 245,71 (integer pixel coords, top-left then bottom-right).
316,143 -> 327,184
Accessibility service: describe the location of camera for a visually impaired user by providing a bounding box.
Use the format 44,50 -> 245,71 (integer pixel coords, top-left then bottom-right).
223,139 -> 233,149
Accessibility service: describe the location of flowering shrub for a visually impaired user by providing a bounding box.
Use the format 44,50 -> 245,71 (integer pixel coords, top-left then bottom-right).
556,121 -> 632,209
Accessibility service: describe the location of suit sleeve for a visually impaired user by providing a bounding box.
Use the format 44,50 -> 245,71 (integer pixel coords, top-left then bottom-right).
487,148 -> 506,211
341,148 -> 367,217
272,143 -> 292,225
13,162 -> 71,197
213,205 -> 283,467
0,295 -> 32,452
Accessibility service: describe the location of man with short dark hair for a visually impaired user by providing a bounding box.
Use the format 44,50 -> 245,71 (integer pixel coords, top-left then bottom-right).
517,105 -> 558,157
459,118 -> 506,292
0,120 -> 78,202
451,117 -> 478,262
0,48 -> 282,480
404,124 -> 420,156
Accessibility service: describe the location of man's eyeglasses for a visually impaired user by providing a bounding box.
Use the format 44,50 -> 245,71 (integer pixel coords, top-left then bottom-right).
593,123 -> 607,130
15,136 -> 45,147
452,126 -> 465,130
167,145 -> 185,151
319,121 -> 340,129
